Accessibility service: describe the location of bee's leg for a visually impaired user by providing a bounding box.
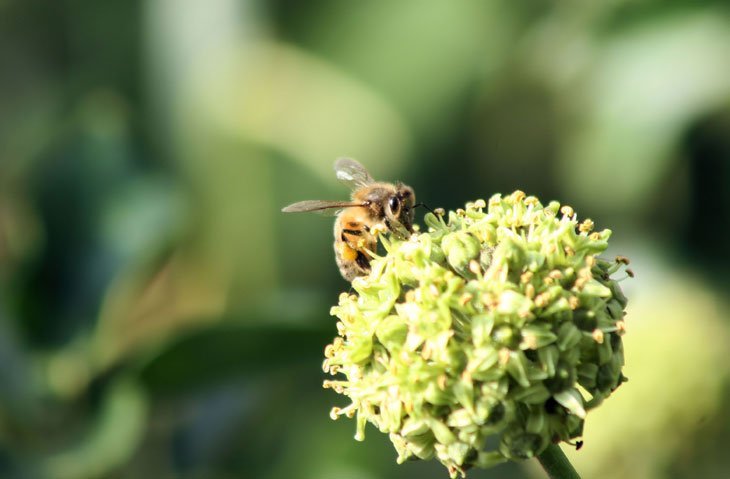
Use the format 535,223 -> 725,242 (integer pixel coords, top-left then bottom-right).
342,222 -> 376,266
355,251 -> 370,270
341,229 -> 366,257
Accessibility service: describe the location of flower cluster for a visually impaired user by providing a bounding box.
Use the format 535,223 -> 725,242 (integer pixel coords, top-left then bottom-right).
323,192 -> 629,478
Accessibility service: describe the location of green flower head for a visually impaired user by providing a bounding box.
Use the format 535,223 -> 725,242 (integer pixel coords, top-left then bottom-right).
323,191 -> 629,478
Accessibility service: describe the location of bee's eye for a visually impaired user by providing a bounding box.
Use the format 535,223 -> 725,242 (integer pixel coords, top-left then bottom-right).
388,196 -> 400,213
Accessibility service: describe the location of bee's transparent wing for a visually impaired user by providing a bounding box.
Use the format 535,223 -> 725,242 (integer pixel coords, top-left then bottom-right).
334,157 -> 375,189
281,200 -> 363,216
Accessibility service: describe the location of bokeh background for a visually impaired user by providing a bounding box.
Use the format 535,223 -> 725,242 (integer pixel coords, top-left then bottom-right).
2,1 -> 730,478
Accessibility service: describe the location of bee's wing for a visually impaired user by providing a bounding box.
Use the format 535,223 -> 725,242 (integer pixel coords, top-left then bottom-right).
334,157 -> 375,189
281,200 -> 364,216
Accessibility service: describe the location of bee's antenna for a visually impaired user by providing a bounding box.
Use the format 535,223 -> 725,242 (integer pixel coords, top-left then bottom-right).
414,203 -> 435,215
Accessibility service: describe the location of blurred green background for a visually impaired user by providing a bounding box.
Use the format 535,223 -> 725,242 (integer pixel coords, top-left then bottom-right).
1,1 -> 730,478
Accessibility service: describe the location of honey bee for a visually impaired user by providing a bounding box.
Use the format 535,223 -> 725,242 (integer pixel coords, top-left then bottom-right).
282,158 -> 416,281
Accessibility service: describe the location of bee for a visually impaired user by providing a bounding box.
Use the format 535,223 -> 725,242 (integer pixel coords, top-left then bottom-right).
282,158 -> 416,281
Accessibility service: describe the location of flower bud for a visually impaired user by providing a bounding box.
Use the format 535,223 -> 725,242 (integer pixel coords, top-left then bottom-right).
442,231 -> 481,275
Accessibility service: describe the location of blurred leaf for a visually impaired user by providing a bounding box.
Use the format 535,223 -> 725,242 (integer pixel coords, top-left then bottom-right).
41,378 -> 147,479
0,314 -> 36,418
559,10 -> 730,214
12,89 -> 178,346
179,41 -> 413,183
146,0 -> 413,181
290,1 -> 513,140
93,247 -> 229,370
137,322 -> 331,397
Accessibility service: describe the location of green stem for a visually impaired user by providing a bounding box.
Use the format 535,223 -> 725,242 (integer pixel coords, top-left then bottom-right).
536,444 -> 582,479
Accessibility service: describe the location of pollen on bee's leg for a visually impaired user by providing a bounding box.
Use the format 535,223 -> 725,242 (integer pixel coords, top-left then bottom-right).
341,245 -> 359,262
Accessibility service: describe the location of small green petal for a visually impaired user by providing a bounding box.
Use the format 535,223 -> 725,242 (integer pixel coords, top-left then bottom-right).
407,434 -> 436,460
429,419 -> 457,445
505,351 -> 531,388
580,279 -> 612,297
520,323 -> 558,350
375,315 -> 408,351
553,388 -> 587,419
557,322 -> 582,351
510,384 -> 552,404
526,407 -> 547,434
476,451 -> 508,468
401,418 -> 430,437
538,346 -> 559,377
497,290 -> 533,316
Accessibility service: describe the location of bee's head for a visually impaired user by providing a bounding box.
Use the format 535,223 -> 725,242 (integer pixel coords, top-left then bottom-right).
384,184 -> 416,238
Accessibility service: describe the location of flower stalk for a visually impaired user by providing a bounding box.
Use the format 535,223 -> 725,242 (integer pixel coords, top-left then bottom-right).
537,444 -> 582,479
